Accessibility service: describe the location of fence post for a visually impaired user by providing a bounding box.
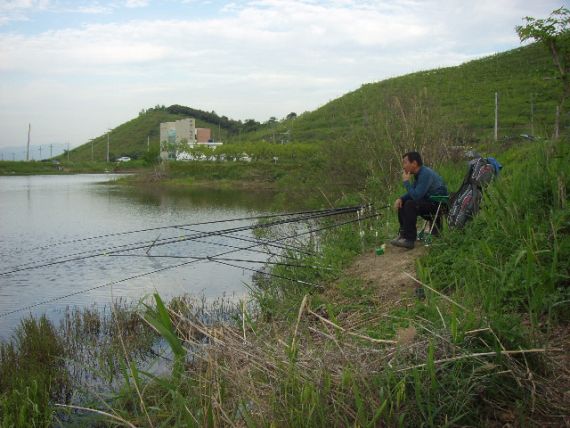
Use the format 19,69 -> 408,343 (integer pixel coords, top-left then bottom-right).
530,95 -> 534,136
554,105 -> 560,140
495,92 -> 499,142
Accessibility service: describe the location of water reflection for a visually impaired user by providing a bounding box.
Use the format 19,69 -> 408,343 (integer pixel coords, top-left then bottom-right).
121,185 -> 277,211
0,175 -> 277,339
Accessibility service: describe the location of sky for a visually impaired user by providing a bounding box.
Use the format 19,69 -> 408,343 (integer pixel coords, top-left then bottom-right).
0,0 -> 566,154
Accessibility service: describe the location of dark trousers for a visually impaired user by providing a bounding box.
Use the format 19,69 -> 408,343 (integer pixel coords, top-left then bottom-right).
398,199 -> 441,241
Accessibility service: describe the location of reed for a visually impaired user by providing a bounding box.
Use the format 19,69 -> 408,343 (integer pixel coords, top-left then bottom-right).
104,139 -> 565,426
0,315 -> 69,426
1,139 -> 568,426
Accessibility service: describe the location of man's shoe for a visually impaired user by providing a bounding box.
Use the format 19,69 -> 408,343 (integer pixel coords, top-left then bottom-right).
390,238 -> 415,249
389,236 -> 401,246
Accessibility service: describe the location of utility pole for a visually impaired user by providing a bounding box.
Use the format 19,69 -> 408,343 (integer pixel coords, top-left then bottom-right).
107,131 -> 110,162
50,144 -> 53,158
39,146 -> 42,159
26,123 -> 31,161
554,105 -> 560,140
67,143 -> 70,161
530,94 -> 534,136
495,92 -> 499,142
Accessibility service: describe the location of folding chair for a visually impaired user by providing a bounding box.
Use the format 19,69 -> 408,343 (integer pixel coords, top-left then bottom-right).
418,195 -> 449,245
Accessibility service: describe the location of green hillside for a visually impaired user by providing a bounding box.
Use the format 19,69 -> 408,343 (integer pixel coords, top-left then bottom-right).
64,107 -> 235,162
63,109 -> 173,162
240,39 -> 564,144
65,38 -> 565,162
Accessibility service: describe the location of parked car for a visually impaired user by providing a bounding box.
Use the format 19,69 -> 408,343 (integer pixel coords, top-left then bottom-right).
116,156 -> 131,162
239,153 -> 252,162
176,152 -> 194,161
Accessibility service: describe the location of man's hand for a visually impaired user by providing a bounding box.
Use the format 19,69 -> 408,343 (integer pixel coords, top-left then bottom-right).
402,170 -> 411,182
394,198 -> 403,210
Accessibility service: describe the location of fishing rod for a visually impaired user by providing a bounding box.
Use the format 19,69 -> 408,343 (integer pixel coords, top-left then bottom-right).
108,254 -> 334,271
4,208 -> 337,270
207,258 -> 321,289
1,206 -> 362,276
0,207 -> 383,318
178,236 -> 304,262
5,205 -> 360,272
182,235 -> 336,273
200,206 -> 387,287
16,205 -> 367,254
1,206 -> 354,274
119,204 -> 363,259
3,205 -> 360,266
175,226 -> 316,256
108,233 -> 334,272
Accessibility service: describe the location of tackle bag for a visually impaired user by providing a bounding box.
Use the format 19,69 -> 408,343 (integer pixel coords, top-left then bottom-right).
447,157 -> 501,229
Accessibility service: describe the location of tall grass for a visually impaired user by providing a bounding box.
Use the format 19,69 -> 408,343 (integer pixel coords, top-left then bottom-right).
0,295 -> 244,426
0,316 -> 69,427
1,140 -> 568,426
418,140 -> 570,327
100,140 -> 566,426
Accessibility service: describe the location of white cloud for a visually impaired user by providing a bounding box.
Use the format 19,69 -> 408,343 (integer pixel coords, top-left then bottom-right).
74,5 -> 113,14
0,0 -> 565,147
0,1 -> 114,25
0,0 -> 51,15
125,0 -> 149,8
0,0 -> 39,12
0,0 -> 40,25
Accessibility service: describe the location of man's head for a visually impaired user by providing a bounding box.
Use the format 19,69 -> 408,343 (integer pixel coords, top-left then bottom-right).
402,151 -> 422,174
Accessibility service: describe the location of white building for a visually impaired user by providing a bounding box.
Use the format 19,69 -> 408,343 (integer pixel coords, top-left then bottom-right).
196,141 -> 223,149
160,118 -> 196,160
159,118 -> 224,161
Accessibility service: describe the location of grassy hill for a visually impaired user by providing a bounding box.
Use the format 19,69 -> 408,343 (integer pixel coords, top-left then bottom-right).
65,38 -> 565,161
239,39 -> 564,144
63,108 -> 236,162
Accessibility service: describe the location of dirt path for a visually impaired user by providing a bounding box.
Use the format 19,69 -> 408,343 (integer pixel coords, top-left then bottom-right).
339,244 -> 426,309
336,244 -> 570,425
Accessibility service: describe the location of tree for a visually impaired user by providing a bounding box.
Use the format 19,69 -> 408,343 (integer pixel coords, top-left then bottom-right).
242,119 -> 260,133
178,138 -> 192,153
286,112 -> 297,120
143,145 -> 160,166
516,7 -> 570,138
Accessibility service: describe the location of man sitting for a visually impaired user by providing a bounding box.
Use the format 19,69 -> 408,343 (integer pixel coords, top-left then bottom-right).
391,151 -> 448,249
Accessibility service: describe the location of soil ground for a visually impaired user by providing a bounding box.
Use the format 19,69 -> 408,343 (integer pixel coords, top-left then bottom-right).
334,243 -> 427,311
338,242 -> 570,426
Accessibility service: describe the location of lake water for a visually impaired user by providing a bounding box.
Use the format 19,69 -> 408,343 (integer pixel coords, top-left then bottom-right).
0,175 -> 277,340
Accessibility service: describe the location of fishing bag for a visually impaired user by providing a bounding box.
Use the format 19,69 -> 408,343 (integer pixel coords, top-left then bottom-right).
447,157 -> 501,229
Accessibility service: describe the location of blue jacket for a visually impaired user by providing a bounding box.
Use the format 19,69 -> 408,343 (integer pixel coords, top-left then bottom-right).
401,166 -> 448,202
